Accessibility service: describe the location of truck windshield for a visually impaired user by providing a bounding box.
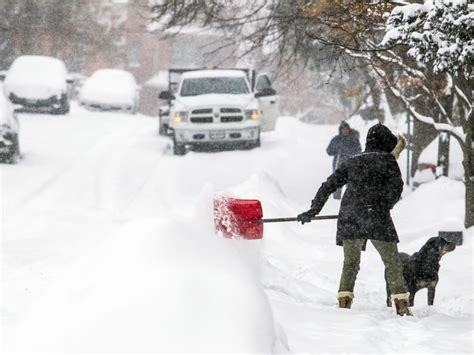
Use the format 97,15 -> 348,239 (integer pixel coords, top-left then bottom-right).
180,77 -> 249,96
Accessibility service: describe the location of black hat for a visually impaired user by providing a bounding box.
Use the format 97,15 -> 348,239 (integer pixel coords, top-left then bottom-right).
339,121 -> 350,129
365,123 -> 397,153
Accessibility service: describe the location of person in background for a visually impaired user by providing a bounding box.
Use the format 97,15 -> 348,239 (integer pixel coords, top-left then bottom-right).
297,124 -> 412,316
326,121 -> 361,199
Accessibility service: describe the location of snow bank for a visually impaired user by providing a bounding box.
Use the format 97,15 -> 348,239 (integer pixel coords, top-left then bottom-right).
6,188 -> 278,353
418,135 -> 464,180
4,111 -> 471,353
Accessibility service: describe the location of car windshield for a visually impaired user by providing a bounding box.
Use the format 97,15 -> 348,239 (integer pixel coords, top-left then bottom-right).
180,77 -> 249,96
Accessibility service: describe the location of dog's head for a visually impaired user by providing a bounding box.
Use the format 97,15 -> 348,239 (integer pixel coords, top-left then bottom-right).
422,237 -> 456,258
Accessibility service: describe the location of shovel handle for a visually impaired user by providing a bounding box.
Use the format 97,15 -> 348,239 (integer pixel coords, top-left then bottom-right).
260,215 -> 339,223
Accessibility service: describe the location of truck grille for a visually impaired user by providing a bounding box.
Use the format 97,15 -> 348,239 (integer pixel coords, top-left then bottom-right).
221,116 -> 243,123
192,108 -> 213,114
190,107 -> 213,123
220,108 -> 241,113
220,107 -> 243,122
190,116 -> 213,123
189,107 -> 244,123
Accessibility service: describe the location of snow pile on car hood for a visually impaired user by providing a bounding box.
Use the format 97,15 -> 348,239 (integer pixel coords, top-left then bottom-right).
3,55 -> 67,100
80,70 -> 137,107
6,188 -> 279,353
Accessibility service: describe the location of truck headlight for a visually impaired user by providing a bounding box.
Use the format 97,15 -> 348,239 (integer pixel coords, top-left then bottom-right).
173,111 -> 189,124
245,109 -> 259,121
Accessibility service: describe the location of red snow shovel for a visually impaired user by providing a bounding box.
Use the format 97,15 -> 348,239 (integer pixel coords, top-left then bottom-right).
213,197 -> 338,240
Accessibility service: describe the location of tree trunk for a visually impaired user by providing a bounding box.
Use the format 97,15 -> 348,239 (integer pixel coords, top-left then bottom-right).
411,119 -> 438,178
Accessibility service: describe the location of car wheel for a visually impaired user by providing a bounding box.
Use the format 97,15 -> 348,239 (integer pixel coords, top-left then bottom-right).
51,95 -> 70,115
6,141 -> 20,164
7,151 -> 20,164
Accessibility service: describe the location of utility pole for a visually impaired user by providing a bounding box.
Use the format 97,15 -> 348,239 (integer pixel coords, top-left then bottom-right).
406,112 -> 412,186
437,132 -> 450,177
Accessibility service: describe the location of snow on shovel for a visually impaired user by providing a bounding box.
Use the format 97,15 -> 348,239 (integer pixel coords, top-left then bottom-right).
213,197 -> 338,240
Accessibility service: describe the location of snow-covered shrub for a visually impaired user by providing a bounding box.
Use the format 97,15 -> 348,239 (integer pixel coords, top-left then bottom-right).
381,0 -> 473,77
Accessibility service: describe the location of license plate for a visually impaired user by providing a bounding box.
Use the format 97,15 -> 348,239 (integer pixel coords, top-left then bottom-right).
210,131 -> 225,140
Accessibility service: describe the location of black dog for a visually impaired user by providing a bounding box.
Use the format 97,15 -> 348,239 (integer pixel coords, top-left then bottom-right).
386,237 -> 456,307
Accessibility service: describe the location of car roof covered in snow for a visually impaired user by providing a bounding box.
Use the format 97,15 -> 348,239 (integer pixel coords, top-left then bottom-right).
4,55 -> 68,94
9,55 -> 67,72
181,70 -> 247,80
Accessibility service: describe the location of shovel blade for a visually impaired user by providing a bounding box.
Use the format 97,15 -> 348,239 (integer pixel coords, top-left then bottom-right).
214,197 -> 263,240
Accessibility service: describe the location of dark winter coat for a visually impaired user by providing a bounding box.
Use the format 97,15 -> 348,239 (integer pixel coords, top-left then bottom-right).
312,124 -> 403,247
326,127 -> 361,171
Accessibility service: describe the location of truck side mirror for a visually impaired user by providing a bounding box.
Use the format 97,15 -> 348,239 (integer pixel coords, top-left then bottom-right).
255,87 -> 276,98
159,91 -> 175,100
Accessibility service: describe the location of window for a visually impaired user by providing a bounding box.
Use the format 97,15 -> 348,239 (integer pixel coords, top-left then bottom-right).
255,75 -> 272,92
180,77 -> 250,96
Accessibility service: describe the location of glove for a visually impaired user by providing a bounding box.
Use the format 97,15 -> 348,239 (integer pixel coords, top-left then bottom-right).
297,210 -> 316,225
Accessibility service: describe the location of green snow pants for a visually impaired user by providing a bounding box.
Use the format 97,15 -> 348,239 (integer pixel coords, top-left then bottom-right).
338,239 -> 408,295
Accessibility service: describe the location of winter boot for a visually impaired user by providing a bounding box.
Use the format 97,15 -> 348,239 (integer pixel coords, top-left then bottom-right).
392,293 -> 412,316
337,291 -> 353,309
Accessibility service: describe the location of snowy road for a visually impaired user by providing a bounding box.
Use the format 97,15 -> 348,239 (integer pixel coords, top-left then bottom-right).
2,105 -> 473,353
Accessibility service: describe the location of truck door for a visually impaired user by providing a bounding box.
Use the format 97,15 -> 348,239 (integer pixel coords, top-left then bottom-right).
254,73 -> 278,132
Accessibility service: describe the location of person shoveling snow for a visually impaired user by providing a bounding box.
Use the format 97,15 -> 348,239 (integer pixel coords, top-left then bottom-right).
297,123 -> 412,316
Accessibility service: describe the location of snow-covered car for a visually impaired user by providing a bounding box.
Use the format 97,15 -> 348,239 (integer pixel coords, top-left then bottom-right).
79,69 -> 139,114
3,55 -> 70,114
0,88 -> 20,163
159,69 -> 277,155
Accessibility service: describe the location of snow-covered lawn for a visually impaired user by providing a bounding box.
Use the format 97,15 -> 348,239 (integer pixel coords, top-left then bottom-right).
2,105 -> 472,353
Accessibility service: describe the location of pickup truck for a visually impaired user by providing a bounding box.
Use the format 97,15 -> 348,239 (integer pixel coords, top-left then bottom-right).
158,68 -> 278,155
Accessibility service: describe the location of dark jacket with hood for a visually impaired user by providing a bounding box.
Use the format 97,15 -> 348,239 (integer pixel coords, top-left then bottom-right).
326,122 -> 362,171
311,124 -> 403,247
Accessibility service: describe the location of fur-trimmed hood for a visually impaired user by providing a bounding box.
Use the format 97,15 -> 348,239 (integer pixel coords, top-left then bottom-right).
365,123 -> 397,153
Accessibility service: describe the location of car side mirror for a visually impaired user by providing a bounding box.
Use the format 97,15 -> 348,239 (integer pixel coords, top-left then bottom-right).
255,87 -> 276,98
159,91 -> 175,100
66,74 -> 74,85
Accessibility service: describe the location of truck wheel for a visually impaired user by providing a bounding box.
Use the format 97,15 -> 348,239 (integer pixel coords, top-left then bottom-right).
159,124 -> 168,136
173,135 -> 186,155
174,143 -> 186,156
255,135 -> 261,148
